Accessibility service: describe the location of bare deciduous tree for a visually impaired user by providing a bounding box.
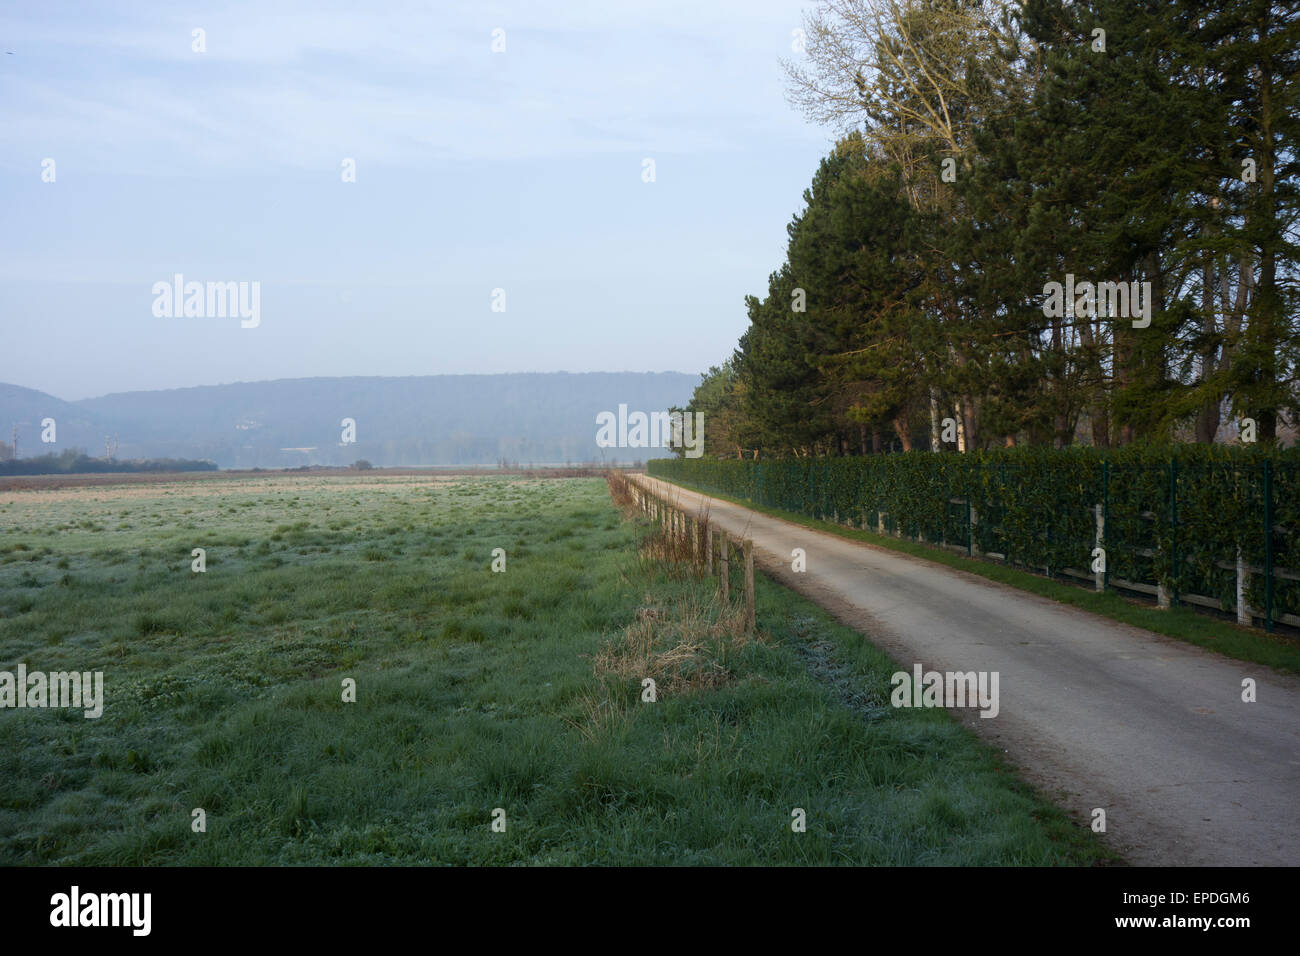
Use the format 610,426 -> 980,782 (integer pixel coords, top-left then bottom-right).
784,0 -> 1026,204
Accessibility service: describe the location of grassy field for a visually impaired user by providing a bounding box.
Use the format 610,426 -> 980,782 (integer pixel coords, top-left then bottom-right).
0,473 -> 1112,865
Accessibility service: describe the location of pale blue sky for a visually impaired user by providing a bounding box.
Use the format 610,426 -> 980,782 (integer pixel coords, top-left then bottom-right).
1,1 -> 831,400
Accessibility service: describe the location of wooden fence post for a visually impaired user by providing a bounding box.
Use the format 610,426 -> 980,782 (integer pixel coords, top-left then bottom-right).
743,538 -> 755,632
705,524 -> 713,575
720,535 -> 729,599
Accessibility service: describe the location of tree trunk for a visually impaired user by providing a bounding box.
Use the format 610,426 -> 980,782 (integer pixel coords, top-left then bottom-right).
1194,218 -> 1221,444
929,389 -> 940,452
894,416 -> 914,452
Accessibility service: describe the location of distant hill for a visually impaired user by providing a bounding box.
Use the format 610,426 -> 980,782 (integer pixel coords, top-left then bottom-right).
0,383 -> 111,457
0,373 -> 697,468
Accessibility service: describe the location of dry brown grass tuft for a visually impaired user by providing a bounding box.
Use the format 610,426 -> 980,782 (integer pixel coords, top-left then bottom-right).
636,503 -> 714,580
566,686 -> 630,743
581,475 -> 757,741
592,589 -> 761,699
604,469 -> 636,513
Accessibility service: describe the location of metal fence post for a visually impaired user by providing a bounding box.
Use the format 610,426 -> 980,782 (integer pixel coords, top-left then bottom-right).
969,468 -> 980,558
1236,545 -> 1249,625
1102,459 -> 1110,592
1094,502 -> 1104,592
1264,458 -> 1274,633
1001,464 -> 1010,566
1169,459 -> 1178,608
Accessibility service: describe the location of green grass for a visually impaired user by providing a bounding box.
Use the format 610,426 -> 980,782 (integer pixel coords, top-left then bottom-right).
653,475 -> 1300,676
0,474 -> 1113,864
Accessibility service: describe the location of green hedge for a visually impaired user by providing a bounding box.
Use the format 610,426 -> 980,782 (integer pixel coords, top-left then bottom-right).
649,446 -> 1300,628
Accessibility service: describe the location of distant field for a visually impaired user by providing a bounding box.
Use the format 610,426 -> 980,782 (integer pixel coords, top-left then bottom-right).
0,474 -> 1110,864
0,464 -> 618,492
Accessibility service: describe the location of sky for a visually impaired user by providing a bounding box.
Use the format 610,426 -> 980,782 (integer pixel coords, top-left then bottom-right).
0,0 -> 834,400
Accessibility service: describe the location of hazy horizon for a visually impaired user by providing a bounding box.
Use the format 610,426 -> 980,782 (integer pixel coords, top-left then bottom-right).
6,368 -> 703,404
2,0 -> 830,401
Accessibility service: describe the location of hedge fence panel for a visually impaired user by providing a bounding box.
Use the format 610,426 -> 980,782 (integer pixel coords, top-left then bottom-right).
649,445 -> 1300,630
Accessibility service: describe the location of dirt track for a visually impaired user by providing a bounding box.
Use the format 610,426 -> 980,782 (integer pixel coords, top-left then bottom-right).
637,474 -> 1300,866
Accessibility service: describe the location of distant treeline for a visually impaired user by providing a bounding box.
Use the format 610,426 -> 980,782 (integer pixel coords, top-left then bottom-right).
0,449 -> 218,475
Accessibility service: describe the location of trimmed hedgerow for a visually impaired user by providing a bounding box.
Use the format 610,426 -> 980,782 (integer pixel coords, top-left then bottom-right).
651,445 -> 1300,624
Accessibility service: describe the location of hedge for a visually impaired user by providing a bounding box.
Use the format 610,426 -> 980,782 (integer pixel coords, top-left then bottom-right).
649,445 -> 1300,630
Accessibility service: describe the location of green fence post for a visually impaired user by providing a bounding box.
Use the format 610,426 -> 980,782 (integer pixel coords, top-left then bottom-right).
1169,459 -> 1178,607
1264,458 -> 1274,633
1102,460 -> 1110,592
858,468 -> 867,530
1001,464 -> 1009,566
964,459 -> 973,556
967,492 -> 973,557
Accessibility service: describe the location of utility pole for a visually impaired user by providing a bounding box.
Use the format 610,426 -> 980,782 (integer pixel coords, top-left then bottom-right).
11,425 -> 17,461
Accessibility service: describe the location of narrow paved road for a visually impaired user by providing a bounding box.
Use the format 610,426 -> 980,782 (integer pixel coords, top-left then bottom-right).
635,475 -> 1300,866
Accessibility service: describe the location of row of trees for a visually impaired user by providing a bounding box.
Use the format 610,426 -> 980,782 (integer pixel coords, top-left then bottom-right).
686,0 -> 1298,457
0,448 -> 217,476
